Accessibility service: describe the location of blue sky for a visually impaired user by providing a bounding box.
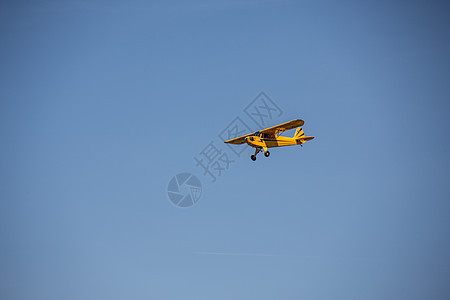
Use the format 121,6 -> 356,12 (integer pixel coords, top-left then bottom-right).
1,0 -> 450,299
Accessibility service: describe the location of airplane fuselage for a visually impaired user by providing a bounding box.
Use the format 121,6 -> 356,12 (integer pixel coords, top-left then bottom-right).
245,135 -> 314,149
245,135 -> 300,148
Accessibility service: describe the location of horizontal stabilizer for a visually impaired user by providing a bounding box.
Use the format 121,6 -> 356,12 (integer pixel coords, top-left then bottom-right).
297,136 -> 314,143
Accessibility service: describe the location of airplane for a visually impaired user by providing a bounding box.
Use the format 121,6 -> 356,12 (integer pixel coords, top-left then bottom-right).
224,119 -> 314,161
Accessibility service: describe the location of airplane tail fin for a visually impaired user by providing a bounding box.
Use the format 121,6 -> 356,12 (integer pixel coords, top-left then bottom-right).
295,127 -> 314,143
294,127 -> 305,138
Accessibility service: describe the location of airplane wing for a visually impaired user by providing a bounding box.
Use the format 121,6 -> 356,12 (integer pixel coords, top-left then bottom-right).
260,119 -> 304,135
224,119 -> 304,144
223,132 -> 255,144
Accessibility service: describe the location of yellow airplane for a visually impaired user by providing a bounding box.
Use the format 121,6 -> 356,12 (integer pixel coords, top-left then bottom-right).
224,119 -> 314,161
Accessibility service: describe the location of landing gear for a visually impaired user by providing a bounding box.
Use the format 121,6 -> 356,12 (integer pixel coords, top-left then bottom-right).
250,148 -> 271,161
250,148 -> 261,161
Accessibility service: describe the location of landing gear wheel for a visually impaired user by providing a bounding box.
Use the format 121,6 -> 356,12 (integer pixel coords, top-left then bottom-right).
251,155 -> 256,161
264,151 -> 270,157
